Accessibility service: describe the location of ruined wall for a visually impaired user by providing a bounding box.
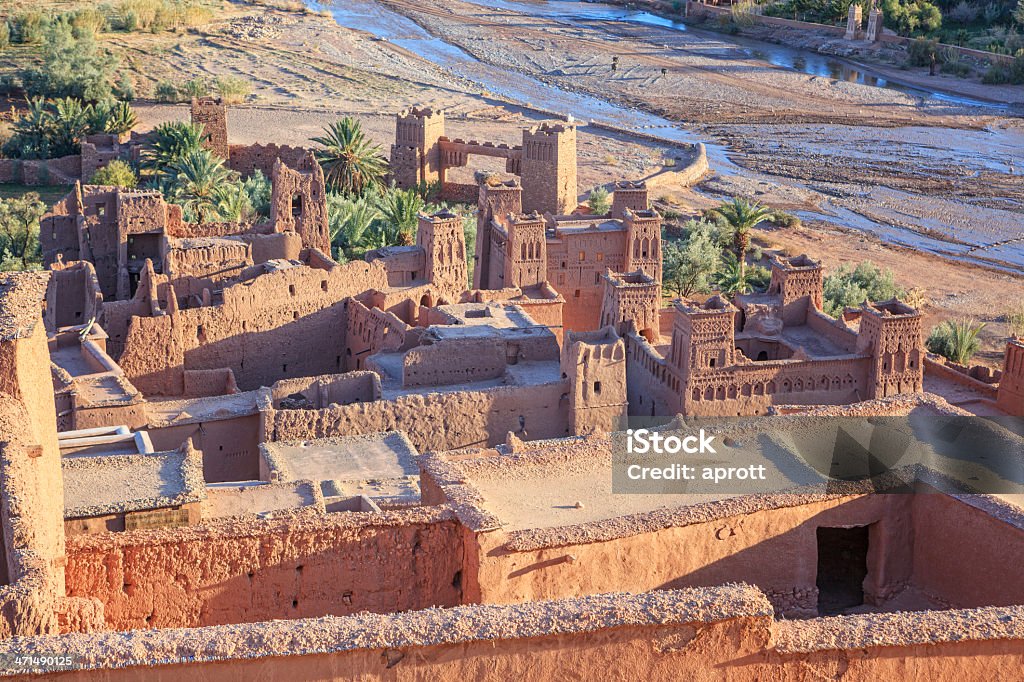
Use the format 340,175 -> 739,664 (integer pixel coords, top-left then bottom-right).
228,143 -> 310,180
402,338 -> 508,388
190,98 -> 229,160
269,155 -> 330,255
469,493 -> 915,617
268,382 -> 569,452
0,154 -> 82,185
116,260 -> 389,395
63,508 -> 463,630
44,261 -> 103,331
148,414 -> 261,484
345,299 -> 410,372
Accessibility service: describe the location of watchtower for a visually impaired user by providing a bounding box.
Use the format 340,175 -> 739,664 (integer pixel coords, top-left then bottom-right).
520,122 -> 577,215
418,209 -> 467,303
856,299 -> 924,399
190,97 -> 229,160
623,208 -> 662,282
561,327 -> 628,435
504,212 -> 547,290
474,178 -> 524,289
669,295 -> 737,377
599,270 -> 660,342
997,338 -> 1024,416
390,108 -> 445,190
766,254 -> 824,326
611,181 -> 649,219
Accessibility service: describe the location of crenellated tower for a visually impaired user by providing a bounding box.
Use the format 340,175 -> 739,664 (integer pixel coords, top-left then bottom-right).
390,107 -> 446,190
766,254 -> 824,326
856,299 -> 924,399
418,209 -> 467,303
623,207 -> 662,283
504,212 -> 547,290
520,122 -> 577,215
474,178 -> 524,289
611,181 -> 649,219
190,97 -> 229,160
669,295 -> 737,378
599,270 -> 661,342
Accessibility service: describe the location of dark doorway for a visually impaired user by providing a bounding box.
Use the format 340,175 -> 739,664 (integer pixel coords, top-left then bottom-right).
816,526 -> 869,615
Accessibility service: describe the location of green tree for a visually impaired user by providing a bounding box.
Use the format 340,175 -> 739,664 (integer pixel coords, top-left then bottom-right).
822,261 -> 903,316
714,252 -> 753,296
50,97 -> 91,157
1016,0 -> 1024,25
100,100 -> 137,135
662,222 -> 721,297
213,182 -> 254,223
3,98 -> 53,160
90,160 -> 137,188
311,118 -> 386,198
376,186 -> 424,242
0,193 -> 47,271
21,19 -> 119,101
587,187 -> 611,215
328,194 -> 380,259
926,319 -> 985,365
241,170 -> 271,220
708,198 -> 772,276
142,122 -> 207,177
166,149 -> 233,224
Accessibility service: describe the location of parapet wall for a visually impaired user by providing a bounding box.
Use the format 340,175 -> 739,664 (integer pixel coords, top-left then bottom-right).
267,381 -> 568,452
63,507 -> 463,631
228,143 -> 311,180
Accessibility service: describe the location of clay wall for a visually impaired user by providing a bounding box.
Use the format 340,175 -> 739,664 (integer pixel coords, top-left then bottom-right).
116,259 -> 389,395
268,372 -> 381,408
269,155 -> 330,255
520,123 -> 577,214
148,414 -> 261,483
190,98 -> 229,160
471,493 -> 915,617
997,338 -> 1024,415
402,338 -> 508,388
227,143 -> 310,180
345,299 -> 410,372
924,356 -> 999,400
0,155 -> 82,185
63,508 -> 463,630
805,308 -> 858,352
163,239 -> 252,285
910,491 -> 1024,607
547,229 -> 628,331
626,334 -> 684,416
267,381 -> 569,451
44,261 -> 103,331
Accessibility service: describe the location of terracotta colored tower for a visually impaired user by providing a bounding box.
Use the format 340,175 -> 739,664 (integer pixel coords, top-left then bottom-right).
856,300 -> 924,399
599,270 -> 661,342
767,254 -> 824,326
418,209 -> 467,303
474,179 -> 524,290
190,97 -> 229,160
996,338 -> 1024,416
390,107 -> 445,190
270,153 -> 330,255
561,327 -> 628,435
504,212 -> 548,290
520,122 -> 577,215
623,207 -> 662,283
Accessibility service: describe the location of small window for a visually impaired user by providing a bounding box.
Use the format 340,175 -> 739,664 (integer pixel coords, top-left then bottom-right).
709,358 -> 716,368
97,205 -> 106,217
574,289 -> 580,298
594,381 -> 602,394
321,280 -> 328,292
578,251 -> 586,261
289,284 -> 296,296
596,252 -> 604,262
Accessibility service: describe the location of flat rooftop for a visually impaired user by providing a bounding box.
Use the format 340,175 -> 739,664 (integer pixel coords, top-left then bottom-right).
145,390 -> 261,428
63,451 -> 204,519
261,431 -> 421,504
431,303 -> 540,334
203,481 -> 323,520
430,414 -> 1024,532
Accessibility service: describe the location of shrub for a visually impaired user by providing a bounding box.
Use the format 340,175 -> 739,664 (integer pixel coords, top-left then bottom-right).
214,75 -> 251,104
587,187 -> 611,215
154,80 -> 181,102
822,261 -> 904,317
771,210 -> 801,228
0,22 -> 10,49
663,221 -> 721,297
1007,303 -> 1024,337
70,8 -> 108,39
20,20 -> 119,101
9,11 -> 49,45
0,193 -> 47,271
982,54 -> 1024,85
940,60 -> 972,77
926,319 -> 985,365
907,38 -> 941,67
90,160 -> 138,187
180,78 -> 208,99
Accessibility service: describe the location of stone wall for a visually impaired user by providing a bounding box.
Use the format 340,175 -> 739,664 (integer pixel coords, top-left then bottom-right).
63,507 -> 463,630
228,143 -> 311,180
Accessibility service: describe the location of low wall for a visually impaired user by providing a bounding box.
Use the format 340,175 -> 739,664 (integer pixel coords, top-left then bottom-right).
268,381 -> 569,452
924,356 -> 999,400
0,155 -> 81,185
5,585 -> 1024,679
63,507 -> 463,631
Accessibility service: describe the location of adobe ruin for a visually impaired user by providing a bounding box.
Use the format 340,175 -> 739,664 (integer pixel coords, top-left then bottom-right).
1,102 -> 1022,678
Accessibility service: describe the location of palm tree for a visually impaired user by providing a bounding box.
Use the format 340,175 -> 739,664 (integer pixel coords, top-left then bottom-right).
8,98 -> 52,159
710,198 -> 772,276
928,319 -> 985,365
167,149 -> 234,224
103,100 -> 138,135
311,118 -> 386,197
714,253 -> 752,296
376,186 -> 424,242
51,97 -> 91,157
213,182 -> 254,224
328,195 -> 380,258
143,121 -> 207,177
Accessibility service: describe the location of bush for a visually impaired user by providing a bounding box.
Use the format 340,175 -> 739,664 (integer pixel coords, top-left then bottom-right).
70,8 -> 108,39
822,261 -> 904,317
771,210 -> 801,228
0,193 -> 47,271
926,319 -> 985,364
982,54 -> 1024,85
154,80 -> 181,102
940,60 -> 973,76
180,78 -> 208,99
587,187 -> 611,215
214,76 -> 252,104
20,20 -> 119,101
1007,303 -> 1024,338
9,11 -> 49,45
907,38 -> 942,67
90,160 -> 138,187
0,22 -> 10,50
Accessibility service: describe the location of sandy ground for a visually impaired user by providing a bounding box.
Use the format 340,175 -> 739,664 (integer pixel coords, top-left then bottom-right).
117,0 -> 1023,364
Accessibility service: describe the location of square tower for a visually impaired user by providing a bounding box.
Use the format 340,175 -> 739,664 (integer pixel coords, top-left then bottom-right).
856,299 -> 924,399
560,327 -> 628,435
418,209 -> 467,303
623,208 -> 662,283
520,122 -> 577,215
669,295 -> 737,377
390,107 -> 445,190
270,152 -> 330,255
190,97 -> 229,160
599,270 -> 661,342
475,178 -> 524,289
504,212 -> 548,290
997,338 -> 1024,416
611,181 -> 649,219
766,254 -> 823,326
